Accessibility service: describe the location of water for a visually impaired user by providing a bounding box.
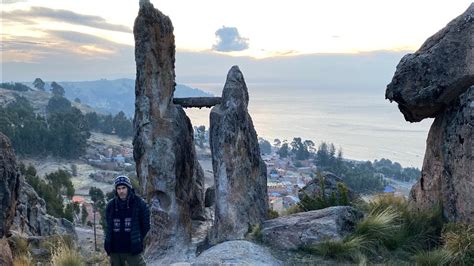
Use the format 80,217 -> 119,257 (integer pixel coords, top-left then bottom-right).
183,82 -> 432,168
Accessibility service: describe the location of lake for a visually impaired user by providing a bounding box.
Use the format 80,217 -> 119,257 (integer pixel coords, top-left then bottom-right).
183,82 -> 433,168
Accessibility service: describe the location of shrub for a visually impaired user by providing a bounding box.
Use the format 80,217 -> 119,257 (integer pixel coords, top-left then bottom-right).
268,209 -> 279,219
307,236 -> 368,263
246,224 -> 263,243
442,223 -> 474,265
50,244 -> 84,266
13,254 -> 33,266
413,249 -> 451,266
354,207 -> 400,248
282,204 -> 303,216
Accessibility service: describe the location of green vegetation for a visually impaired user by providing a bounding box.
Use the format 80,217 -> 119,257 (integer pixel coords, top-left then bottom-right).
85,111 -> 133,139
89,186 -> 106,229
20,164 -> 75,221
298,175 -> 351,212
275,138 -> 420,194
0,95 -> 90,158
258,137 -> 272,155
33,78 -> 45,91
303,194 -> 468,264
0,82 -> 31,92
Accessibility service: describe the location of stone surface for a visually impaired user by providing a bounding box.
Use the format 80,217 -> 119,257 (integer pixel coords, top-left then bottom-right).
386,4 -> 474,122
409,87 -> 473,222
298,171 -> 358,204
192,240 -> 282,266
209,66 -> 268,243
261,206 -> 363,250
204,186 -> 215,207
0,237 -> 13,266
0,132 -> 20,239
385,4 -> 474,223
133,2 -> 204,260
12,181 -> 76,237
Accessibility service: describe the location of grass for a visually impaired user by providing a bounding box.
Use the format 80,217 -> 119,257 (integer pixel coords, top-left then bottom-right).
303,194 -> 453,264
246,224 -> 263,243
413,249 -> 452,266
306,236 -> 368,263
13,254 -> 33,266
50,244 -> 84,266
442,223 -> 474,265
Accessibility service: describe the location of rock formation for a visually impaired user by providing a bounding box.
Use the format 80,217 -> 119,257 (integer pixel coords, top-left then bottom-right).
298,171 -> 359,204
386,4 -> 473,222
261,206 -> 363,250
192,240 -> 282,265
209,66 -> 268,243
12,181 -> 76,237
0,132 -> 20,266
133,1 -> 205,260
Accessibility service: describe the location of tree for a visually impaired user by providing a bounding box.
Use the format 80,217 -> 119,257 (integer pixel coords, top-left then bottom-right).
33,78 -> 45,91
113,111 -> 133,138
277,143 -> 289,158
46,95 -> 72,115
50,82 -> 65,97
291,137 -> 310,160
273,139 -> 281,148
258,138 -> 272,155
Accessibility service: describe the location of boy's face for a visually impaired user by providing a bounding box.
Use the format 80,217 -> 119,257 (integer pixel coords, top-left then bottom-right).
116,185 -> 128,200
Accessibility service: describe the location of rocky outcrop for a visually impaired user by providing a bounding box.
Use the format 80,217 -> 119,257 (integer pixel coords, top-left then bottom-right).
0,133 -> 20,239
209,66 -> 268,243
0,133 -> 20,266
386,4 -> 474,123
386,4 -> 473,222
192,240 -> 282,265
133,1 -> 204,260
261,206 -> 363,251
409,87 -> 473,222
12,181 -> 76,237
298,171 -> 358,203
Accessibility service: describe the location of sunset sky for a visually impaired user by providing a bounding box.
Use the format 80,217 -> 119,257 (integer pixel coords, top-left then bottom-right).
1,0 -> 472,81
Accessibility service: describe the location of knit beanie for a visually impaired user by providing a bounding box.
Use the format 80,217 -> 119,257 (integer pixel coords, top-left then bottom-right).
114,175 -> 132,189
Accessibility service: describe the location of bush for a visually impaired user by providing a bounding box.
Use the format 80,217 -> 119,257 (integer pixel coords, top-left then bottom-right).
413,249 -> 451,266
268,209 -> 279,219
282,204 -> 303,216
48,236 -> 83,266
306,236 -> 367,263
246,224 -> 263,243
442,223 -> 474,265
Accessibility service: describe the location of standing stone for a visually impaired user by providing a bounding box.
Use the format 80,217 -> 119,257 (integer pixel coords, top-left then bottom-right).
209,66 -> 268,243
133,2 -> 204,260
386,4 -> 473,222
0,133 -> 20,265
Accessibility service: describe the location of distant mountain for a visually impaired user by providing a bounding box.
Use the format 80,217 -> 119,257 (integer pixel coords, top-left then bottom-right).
38,79 -> 214,117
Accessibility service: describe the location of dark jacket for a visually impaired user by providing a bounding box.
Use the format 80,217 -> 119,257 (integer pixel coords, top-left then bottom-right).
104,189 -> 150,255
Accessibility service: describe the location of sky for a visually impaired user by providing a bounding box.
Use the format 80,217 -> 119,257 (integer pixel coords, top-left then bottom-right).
1,0 -> 472,82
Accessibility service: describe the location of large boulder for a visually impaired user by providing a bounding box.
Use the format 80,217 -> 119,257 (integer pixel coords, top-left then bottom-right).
298,171 -> 358,204
12,181 -> 76,237
133,1 -> 205,260
0,132 -> 20,239
409,87 -> 473,222
209,66 -> 268,243
386,3 -> 474,122
385,4 -> 474,223
261,206 -> 363,251
192,240 -> 282,265
0,133 -> 20,266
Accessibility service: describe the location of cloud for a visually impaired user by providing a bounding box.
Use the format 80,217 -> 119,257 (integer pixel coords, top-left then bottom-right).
212,26 -> 249,52
3,7 -> 132,33
2,0 -> 28,3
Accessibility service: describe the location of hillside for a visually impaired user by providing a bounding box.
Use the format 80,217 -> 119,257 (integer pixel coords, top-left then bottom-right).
31,79 -> 214,116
